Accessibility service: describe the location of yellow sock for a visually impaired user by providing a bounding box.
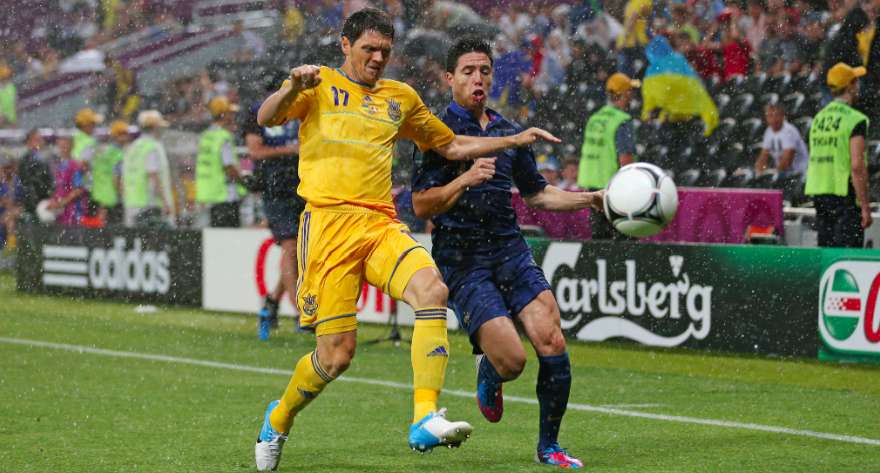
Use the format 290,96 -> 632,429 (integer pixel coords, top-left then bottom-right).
269,351 -> 333,433
411,307 -> 449,423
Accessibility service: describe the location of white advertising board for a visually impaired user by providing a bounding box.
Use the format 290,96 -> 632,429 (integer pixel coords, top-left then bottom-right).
201,228 -> 457,329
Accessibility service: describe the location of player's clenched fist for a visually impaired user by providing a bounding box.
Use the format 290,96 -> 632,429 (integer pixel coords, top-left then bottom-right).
289,65 -> 322,91
461,157 -> 496,187
513,127 -> 561,146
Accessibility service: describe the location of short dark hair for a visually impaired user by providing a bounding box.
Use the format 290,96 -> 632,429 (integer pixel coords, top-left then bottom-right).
446,36 -> 493,73
765,102 -> 785,114
342,8 -> 395,43
24,128 -> 41,143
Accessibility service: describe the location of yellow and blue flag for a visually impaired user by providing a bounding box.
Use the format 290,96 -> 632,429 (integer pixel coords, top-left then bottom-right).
640,36 -> 719,136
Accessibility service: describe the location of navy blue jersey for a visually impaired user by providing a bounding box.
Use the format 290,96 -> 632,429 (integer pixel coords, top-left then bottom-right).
242,105 -> 300,200
412,101 -> 547,262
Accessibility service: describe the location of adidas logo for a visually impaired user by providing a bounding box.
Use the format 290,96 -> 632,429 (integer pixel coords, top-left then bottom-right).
297,387 -> 317,399
427,345 -> 448,357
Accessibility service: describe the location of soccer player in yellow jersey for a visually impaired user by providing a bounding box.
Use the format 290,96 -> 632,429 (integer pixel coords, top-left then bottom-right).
253,8 -> 561,470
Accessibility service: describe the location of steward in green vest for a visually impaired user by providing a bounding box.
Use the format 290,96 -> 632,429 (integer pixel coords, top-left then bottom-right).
805,63 -> 872,247
123,110 -> 175,228
578,72 -> 640,239
0,63 -> 16,126
91,120 -> 130,225
72,108 -> 104,162
196,96 -> 244,228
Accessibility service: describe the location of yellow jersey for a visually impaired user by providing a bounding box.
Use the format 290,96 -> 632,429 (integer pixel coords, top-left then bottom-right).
280,66 -> 455,214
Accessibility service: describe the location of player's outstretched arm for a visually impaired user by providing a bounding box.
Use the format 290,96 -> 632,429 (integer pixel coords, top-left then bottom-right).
524,185 -> 604,212
412,157 -> 496,219
257,65 -> 321,127
434,127 -> 561,161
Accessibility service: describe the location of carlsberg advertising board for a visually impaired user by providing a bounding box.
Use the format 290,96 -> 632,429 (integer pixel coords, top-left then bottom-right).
530,240 -> 821,357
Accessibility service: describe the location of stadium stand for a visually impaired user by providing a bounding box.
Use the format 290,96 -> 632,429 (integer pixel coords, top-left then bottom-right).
2,0 -> 880,242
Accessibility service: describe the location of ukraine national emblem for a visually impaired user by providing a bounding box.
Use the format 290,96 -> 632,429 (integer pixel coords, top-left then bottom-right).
387,98 -> 401,121
302,294 -> 318,316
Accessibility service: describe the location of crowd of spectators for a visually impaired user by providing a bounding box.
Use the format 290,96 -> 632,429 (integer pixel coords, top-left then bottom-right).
4,0 -> 880,248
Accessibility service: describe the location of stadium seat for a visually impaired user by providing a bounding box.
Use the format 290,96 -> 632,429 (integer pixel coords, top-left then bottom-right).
751,170 -> 779,189
715,93 -> 732,118
718,142 -> 747,171
737,118 -> 765,144
744,73 -> 768,95
722,167 -> 755,188
782,92 -> 805,117
759,92 -> 779,108
794,116 -> 813,141
730,93 -> 757,119
698,167 -> 728,187
708,117 -> 737,148
677,168 -> 701,187
867,140 -> 880,174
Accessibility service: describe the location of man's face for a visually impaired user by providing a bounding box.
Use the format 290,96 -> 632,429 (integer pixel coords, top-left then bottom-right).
112,134 -> 129,146
562,162 -> 578,183
28,132 -> 44,150
446,52 -> 493,111
342,30 -> 393,86
540,168 -> 559,186
57,138 -> 72,158
765,107 -> 784,130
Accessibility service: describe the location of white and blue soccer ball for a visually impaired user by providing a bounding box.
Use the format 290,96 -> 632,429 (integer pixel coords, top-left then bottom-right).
603,162 -> 679,238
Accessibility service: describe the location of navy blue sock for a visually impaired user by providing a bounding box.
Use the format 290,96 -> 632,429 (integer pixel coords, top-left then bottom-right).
536,352 -> 571,451
478,355 -> 506,387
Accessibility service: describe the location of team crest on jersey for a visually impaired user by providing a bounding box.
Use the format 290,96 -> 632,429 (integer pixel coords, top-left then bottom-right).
387,98 -> 402,121
361,95 -> 378,115
302,294 -> 318,316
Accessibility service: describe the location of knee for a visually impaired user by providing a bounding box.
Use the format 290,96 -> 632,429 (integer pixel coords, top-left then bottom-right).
318,343 -> 356,378
535,329 -> 567,357
414,277 -> 448,308
495,353 -> 526,380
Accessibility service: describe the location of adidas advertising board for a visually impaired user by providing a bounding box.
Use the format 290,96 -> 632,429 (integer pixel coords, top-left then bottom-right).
16,224 -> 201,305
818,256 -> 880,362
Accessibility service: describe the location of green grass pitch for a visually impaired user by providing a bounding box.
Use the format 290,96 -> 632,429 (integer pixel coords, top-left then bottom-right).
0,274 -> 878,472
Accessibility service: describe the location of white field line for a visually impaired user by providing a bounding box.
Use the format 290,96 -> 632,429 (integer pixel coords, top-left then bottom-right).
1,336 -> 878,447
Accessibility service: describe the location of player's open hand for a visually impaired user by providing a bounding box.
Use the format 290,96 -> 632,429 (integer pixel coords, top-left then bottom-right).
461,157 -> 496,188
514,127 -> 561,146
289,65 -> 322,92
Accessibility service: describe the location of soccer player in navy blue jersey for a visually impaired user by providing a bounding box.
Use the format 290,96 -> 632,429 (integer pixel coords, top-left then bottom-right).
411,37 -> 604,469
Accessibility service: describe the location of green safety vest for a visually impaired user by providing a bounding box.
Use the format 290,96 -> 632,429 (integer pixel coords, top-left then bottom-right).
195,126 -> 241,204
123,137 -> 157,208
805,101 -> 869,198
0,82 -> 15,125
578,105 -> 633,189
73,129 -> 97,162
91,144 -> 123,207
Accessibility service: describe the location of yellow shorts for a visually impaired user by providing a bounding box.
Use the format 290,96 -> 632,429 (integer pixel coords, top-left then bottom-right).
296,204 -> 437,336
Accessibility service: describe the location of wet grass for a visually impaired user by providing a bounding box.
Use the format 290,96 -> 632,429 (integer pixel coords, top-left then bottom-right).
0,274 -> 878,472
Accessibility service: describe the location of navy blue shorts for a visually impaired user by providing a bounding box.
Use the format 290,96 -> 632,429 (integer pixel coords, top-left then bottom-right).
263,196 -> 306,244
438,247 -> 551,354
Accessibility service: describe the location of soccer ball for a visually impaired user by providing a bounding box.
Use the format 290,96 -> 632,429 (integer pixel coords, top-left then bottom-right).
603,163 -> 678,238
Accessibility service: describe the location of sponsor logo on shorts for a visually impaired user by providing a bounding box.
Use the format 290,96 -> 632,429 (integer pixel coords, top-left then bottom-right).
819,261 -> 880,355
302,294 -> 318,316
427,345 -> 449,357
